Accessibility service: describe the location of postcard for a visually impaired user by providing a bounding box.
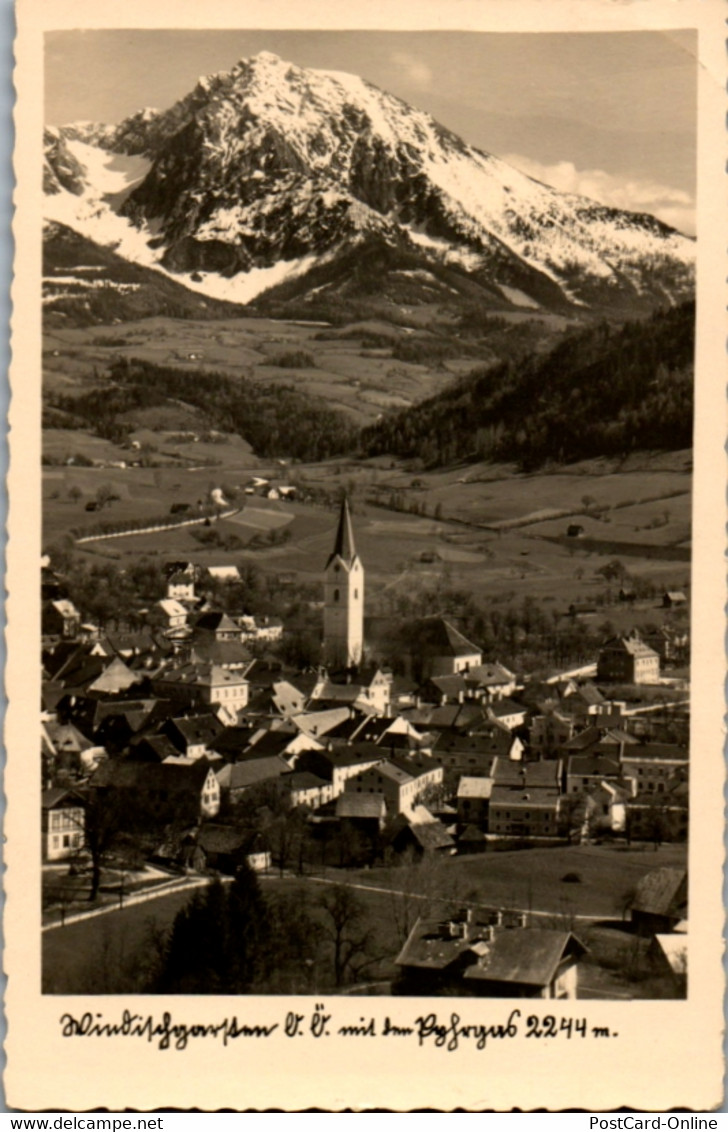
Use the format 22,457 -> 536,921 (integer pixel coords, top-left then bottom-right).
6,0 -> 725,1111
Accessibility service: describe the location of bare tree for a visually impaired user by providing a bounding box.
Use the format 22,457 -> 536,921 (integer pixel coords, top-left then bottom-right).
317,884 -> 378,988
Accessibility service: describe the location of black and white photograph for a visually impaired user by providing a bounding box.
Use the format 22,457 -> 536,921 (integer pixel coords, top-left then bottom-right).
6,0 -> 725,1112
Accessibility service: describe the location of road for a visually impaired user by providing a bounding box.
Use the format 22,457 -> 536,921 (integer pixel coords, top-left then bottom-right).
260,871 -> 615,924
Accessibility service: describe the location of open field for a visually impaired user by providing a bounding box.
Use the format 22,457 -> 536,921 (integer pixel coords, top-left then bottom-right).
43,444 -> 691,618
42,885 -> 202,994
340,842 -> 687,923
43,314 -> 485,426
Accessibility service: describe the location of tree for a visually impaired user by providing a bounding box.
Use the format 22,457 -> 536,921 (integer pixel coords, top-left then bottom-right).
95,483 -> 119,511
67,485 -> 82,503
81,788 -> 127,902
156,866 -> 270,994
317,884 -> 378,988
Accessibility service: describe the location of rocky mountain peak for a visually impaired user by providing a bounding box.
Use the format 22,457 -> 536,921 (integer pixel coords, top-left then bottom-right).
44,51 -> 695,313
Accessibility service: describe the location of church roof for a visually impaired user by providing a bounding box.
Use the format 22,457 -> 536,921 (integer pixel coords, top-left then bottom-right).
326,497 -> 357,568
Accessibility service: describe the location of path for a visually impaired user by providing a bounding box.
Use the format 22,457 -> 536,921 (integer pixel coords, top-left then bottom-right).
260,872 -> 614,924
42,874 -> 216,932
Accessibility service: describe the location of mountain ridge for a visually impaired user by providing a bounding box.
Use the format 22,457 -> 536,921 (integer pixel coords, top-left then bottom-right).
44,51 -> 694,314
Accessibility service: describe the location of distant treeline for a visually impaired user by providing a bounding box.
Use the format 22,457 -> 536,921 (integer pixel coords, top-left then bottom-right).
53,358 -> 359,462
360,302 -> 695,470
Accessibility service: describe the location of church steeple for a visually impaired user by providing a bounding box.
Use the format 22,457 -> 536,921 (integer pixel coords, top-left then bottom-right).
327,496 -> 356,568
322,496 -> 364,670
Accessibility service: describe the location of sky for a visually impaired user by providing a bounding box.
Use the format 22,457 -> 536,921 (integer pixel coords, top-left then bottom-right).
44,28 -> 697,234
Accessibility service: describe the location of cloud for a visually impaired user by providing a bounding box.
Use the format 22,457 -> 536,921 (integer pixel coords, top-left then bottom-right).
502,154 -> 695,237
390,51 -> 433,90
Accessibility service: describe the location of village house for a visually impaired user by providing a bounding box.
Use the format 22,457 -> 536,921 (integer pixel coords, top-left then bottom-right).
463,662 -> 518,701
456,776 -> 492,826
626,785 -> 689,842
345,759 -> 419,816
155,598 -> 188,631
215,755 -> 291,803
488,760 -> 562,839
529,709 -> 576,758
564,753 -> 625,795
405,617 -> 483,681
279,769 -> 334,810
485,698 -> 528,730
388,810 -> 455,859
597,632 -> 660,684
166,572 -> 196,602
184,824 -> 270,875
620,742 -> 688,795
662,590 -> 687,609
42,599 -> 81,642
152,662 -> 249,721
292,744 -> 383,798
336,791 -> 387,833
630,867 -> 688,936
162,714 -> 224,759
90,758 -> 221,825
394,910 -> 587,998
42,788 -> 85,861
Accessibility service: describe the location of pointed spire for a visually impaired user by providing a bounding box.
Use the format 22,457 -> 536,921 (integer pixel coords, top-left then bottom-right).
327,496 -> 356,567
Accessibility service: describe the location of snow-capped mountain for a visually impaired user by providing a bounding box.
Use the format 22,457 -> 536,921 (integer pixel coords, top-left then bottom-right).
44,51 -> 694,312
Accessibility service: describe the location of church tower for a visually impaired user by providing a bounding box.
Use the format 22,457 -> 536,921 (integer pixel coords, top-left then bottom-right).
323,497 -> 364,670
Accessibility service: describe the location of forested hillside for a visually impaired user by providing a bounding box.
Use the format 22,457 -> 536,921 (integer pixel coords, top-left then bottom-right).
48,358 -> 358,462
360,302 -> 694,470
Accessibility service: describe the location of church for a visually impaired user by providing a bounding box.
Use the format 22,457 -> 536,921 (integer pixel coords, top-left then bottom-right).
322,497 -> 364,671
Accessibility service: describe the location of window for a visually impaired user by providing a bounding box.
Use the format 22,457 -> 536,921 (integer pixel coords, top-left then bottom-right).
333,589 -> 340,602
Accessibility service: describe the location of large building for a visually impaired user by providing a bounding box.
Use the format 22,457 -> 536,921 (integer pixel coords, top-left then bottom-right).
323,497 -> 364,670
597,632 -> 660,685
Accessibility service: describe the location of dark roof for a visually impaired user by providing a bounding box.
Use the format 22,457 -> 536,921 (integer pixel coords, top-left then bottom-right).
631,868 -> 687,918
192,611 -> 240,634
190,639 -> 252,667
433,729 -> 511,758
336,793 -> 386,819
246,730 -> 296,759
463,930 -> 587,987
564,682 -> 605,708
405,821 -> 455,852
490,784 -> 560,810
165,714 -> 224,748
326,496 -> 357,568
567,754 -> 622,778
428,674 -> 468,698
280,770 -> 329,791
492,758 -> 560,787
129,735 -> 181,763
388,752 -> 442,779
457,824 -> 487,843
42,787 -> 84,810
410,617 -> 481,659
621,743 -> 689,763
487,698 -> 525,719
197,824 -> 247,855
396,917 -> 586,986
91,758 -> 214,792
209,725 -> 258,758
217,756 -> 290,791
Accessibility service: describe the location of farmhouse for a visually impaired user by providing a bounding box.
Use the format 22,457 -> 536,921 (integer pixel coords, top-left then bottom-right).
630,867 -> 688,936
394,912 -> 587,998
